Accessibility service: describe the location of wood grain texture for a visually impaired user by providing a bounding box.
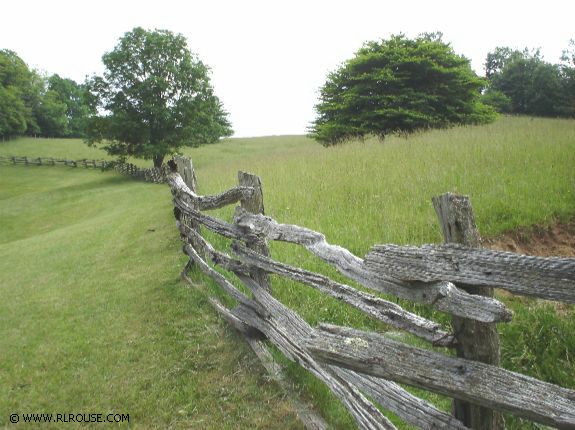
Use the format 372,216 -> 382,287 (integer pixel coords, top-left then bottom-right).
238,171 -> 271,291
183,243 -> 268,318
210,298 -> 328,430
231,241 -> 456,347
233,208 -> 511,323
365,243 -> 575,303
333,367 -> 470,430
306,324 -> 575,429
433,192 -> 502,430
173,155 -> 198,192
182,244 -> 396,429
181,223 -> 456,347
167,171 -> 255,211
230,274 -> 397,430
190,290 -> 327,429
171,193 -> 252,241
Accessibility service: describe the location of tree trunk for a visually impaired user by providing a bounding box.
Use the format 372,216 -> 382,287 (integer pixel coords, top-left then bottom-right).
153,155 -> 164,169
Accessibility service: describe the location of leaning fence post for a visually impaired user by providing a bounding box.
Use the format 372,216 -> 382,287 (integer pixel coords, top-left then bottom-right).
432,193 -> 503,430
238,171 -> 271,291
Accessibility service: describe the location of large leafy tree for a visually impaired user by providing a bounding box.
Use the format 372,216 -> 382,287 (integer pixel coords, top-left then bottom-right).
309,34 -> 495,145
85,27 -> 232,167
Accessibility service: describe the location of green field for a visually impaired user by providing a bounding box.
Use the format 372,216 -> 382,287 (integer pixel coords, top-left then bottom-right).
1,116 -> 574,428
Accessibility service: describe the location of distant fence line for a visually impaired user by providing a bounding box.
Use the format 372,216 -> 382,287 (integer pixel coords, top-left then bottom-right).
166,156 -> 575,430
0,155 -> 166,184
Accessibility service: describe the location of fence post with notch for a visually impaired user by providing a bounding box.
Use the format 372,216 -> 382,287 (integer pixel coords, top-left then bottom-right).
433,192 -> 503,430
238,171 -> 271,291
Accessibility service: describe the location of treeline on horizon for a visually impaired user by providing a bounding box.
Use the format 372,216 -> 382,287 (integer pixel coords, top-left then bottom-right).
1,39 -> 575,141
0,50 -> 95,140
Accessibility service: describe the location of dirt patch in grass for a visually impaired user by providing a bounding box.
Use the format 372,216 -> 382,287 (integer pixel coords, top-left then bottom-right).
484,217 -> 575,257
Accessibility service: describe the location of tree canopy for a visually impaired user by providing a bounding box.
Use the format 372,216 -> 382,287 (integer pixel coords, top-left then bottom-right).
43,74 -> 94,137
309,34 -> 495,145
0,50 -> 94,139
483,44 -> 575,117
0,50 -> 39,138
85,27 -> 232,167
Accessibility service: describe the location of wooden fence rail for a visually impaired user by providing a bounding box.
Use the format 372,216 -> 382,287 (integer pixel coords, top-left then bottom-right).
166,157 -> 575,430
0,155 -> 166,183
5,151 -> 571,427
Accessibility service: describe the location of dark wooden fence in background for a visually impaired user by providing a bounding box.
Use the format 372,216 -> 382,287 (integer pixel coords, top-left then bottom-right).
0,155 -> 166,183
167,156 -> 575,430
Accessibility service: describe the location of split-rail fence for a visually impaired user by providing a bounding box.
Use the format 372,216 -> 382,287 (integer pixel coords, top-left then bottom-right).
166,156 -> 575,430
0,155 -> 166,183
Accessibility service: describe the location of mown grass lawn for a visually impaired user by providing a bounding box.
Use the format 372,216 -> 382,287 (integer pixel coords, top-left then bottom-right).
1,115 -> 574,428
0,167 -> 302,429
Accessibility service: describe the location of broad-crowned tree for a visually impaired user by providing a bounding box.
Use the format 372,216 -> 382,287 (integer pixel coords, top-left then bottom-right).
85,27 -> 232,167
309,34 -> 494,145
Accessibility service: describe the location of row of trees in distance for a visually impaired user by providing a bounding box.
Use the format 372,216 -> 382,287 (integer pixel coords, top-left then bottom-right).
483,43 -> 575,117
0,50 -> 94,139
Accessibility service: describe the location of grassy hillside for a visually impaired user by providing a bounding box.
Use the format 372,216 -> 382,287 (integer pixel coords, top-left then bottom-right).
0,168 -> 302,428
1,116 -> 574,428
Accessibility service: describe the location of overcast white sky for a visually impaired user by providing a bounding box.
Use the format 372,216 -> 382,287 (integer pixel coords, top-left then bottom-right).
1,0 -> 573,137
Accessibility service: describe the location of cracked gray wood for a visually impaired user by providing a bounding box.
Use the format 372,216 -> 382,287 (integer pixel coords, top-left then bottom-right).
433,192 -> 502,430
183,243 -> 268,318
167,171 -> 255,211
231,241 -> 455,347
173,155 -> 198,192
230,274 -> 396,430
238,171 -> 272,291
228,274 -> 469,430
306,324 -> 575,429
182,246 -> 395,429
185,284 -> 327,429
180,225 -> 455,347
333,367 -> 470,430
171,192 -> 252,240
365,243 -> 575,303
178,226 -> 395,428
209,298 -> 328,430
233,208 -> 511,323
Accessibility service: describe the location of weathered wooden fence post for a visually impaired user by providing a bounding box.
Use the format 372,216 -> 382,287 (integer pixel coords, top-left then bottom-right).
174,155 -> 197,192
432,192 -> 503,430
172,156 -> 202,275
238,171 -> 271,291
